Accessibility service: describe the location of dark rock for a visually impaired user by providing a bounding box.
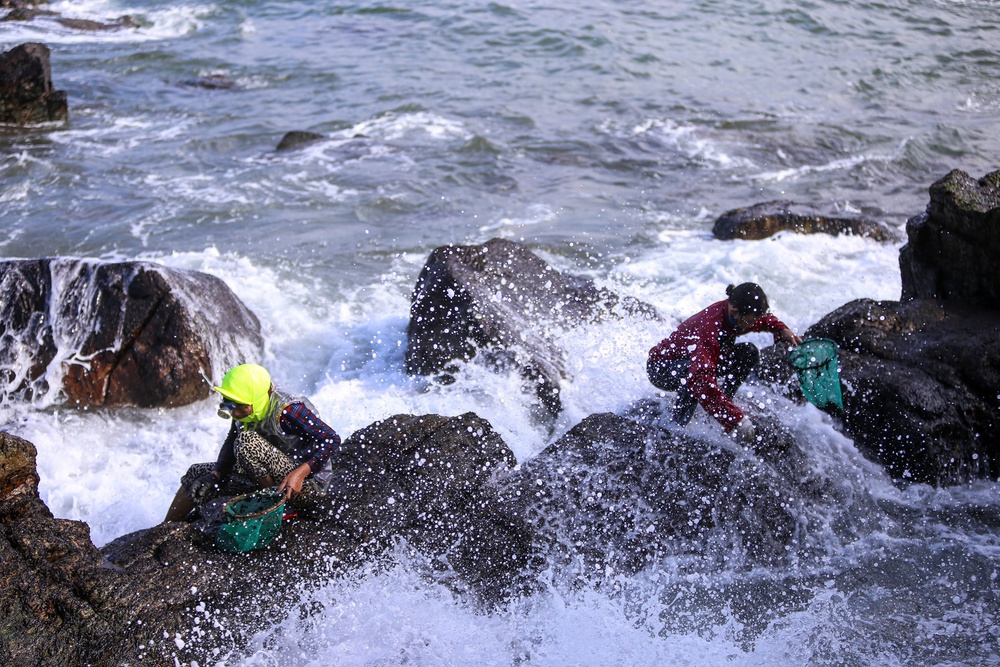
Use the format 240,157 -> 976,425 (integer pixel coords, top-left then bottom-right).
1,8 -> 138,30
1,411 -> 534,665
497,408 -> 849,579
757,170 -> 1000,486
0,42 -> 67,125
406,238 -> 660,418
0,258 -> 263,408
713,200 -> 900,242
804,298 -> 1000,485
1,8 -> 56,21
1,1 -> 46,11
181,73 -> 240,90
0,432 -> 118,667
330,412 -> 536,599
56,16 -> 138,31
276,130 -> 325,151
899,169 -> 1000,307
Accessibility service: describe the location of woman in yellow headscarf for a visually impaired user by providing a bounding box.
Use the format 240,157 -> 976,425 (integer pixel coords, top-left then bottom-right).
164,363 -> 343,522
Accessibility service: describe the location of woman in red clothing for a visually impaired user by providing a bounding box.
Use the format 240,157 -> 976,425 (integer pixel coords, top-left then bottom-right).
647,283 -> 801,440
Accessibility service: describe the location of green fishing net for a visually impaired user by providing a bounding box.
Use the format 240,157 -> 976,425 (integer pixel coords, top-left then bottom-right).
215,490 -> 285,553
789,338 -> 844,411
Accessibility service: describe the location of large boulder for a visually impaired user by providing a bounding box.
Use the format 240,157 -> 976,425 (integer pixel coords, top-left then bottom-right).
899,169 -> 1000,306
0,432 -> 121,666
713,200 -> 899,242
0,42 -> 67,125
757,170 -> 1000,486
0,259 -> 263,408
803,298 -> 999,485
406,238 -> 659,418
328,412 -> 536,599
497,406 -> 850,579
1,412 -> 534,666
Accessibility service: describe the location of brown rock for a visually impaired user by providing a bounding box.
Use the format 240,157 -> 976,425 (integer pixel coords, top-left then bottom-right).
713,200 -> 900,242
0,42 -> 67,125
0,259 -> 263,408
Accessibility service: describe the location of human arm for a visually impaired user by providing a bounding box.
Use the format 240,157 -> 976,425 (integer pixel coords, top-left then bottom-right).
686,343 -> 745,431
277,402 -> 342,489
752,314 -> 801,346
212,420 -> 240,476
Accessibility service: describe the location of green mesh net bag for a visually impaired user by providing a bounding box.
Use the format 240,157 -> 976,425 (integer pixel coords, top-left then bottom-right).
215,490 -> 285,553
788,338 -> 844,411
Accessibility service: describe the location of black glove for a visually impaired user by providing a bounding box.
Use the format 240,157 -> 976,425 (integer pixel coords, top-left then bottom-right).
189,471 -> 221,503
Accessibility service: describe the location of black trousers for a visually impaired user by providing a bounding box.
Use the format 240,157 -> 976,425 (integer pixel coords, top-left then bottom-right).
646,342 -> 759,426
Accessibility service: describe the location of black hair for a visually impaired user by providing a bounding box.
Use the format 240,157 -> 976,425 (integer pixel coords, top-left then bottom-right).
726,282 -> 769,316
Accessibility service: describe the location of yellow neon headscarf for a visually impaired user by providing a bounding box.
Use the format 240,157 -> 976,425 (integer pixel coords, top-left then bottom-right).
214,363 -> 272,424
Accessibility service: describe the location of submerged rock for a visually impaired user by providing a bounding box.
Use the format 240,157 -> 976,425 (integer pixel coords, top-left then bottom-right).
55,16 -> 138,32
180,73 -> 241,90
276,130 -> 325,151
406,238 -> 659,418
0,259 -> 263,408
1,6 -> 139,30
0,42 -> 67,125
712,200 -> 900,242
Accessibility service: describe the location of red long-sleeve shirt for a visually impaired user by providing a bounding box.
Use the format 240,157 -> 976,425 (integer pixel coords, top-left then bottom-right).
649,300 -> 789,430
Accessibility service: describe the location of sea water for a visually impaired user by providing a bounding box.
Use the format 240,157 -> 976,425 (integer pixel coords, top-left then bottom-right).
2,0 -> 999,664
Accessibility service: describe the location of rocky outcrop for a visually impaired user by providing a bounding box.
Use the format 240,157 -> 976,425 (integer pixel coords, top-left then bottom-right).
713,200 -> 899,242
803,298 -> 999,485
757,169 -> 1000,486
0,432 -> 120,667
406,238 -> 659,418
0,259 -> 263,408
497,405 -> 853,579
899,169 -> 1000,306
327,412 -> 535,599
0,42 -> 67,125
1,412 -> 533,666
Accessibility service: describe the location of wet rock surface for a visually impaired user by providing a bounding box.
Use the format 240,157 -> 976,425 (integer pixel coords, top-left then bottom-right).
758,169 -> 1000,486
498,405 -> 842,579
805,298 -> 1000,485
0,42 -> 67,125
0,412 -> 533,666
899,169 -> 1000,306
712,200 -> 900,242
406,238 -> 660,418
276,130 -> 325,151
0,259 -> 263,408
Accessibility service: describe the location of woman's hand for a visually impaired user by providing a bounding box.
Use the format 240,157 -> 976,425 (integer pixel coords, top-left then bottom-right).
277,462 -> 312,500
779,328 -> 803,346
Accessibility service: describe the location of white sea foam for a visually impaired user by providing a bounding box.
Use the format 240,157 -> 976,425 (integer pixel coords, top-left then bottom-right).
598,117 -> 756,170
6,220 -> 904,550
619,228 -> 902,335
351,111 -> 472,143
0,1 -> 212,46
